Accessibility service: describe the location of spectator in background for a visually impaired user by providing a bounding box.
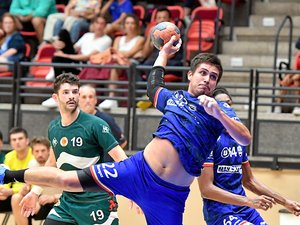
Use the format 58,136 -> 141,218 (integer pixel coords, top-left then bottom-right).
98,13 -> 144,110
79,85 -> 127,149
42,14 -> 112,108
0,13 -> 25,72
43,0 -> 101,44
9,0 -> 57,43
11,136 -> 61,225
0,127 -> 33,214
0,0 -> 12,19
45,29 -> 80,80
100,0 -> 133,36
0,130 -> 5,163
135,6 -> 183,79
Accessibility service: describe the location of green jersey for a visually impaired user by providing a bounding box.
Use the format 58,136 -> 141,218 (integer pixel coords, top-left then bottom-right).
48,110 -> 118,201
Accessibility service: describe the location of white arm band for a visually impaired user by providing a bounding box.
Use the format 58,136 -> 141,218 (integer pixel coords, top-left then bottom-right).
31,185 -> 43,196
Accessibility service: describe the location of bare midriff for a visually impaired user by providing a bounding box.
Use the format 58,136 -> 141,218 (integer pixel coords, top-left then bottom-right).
143,137 -> 194,187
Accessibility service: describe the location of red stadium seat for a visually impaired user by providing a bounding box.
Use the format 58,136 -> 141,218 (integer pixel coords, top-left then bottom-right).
184,6 -> 223,63
56,4 -> 65,13
133,5 -> 145,26
294,52 -> 300,70
29,44 -> 56,79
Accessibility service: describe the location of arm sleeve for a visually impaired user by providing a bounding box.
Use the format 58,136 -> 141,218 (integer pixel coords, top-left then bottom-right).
77,167 -> 100,192
8,33 -> 25,52
147,66 -> 166,105
203,150 -> 214,167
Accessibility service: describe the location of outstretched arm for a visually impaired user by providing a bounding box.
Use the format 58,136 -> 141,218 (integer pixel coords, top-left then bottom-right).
242,164 -> 300,216
147,36 -> 181,104
198,166 -> 275,211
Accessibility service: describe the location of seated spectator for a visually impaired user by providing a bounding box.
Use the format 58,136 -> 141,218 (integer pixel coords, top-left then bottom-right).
11,136 -> 61,225
98,13 -> 144,110
0,130 -> 4,163
0,13 -> 25,72
0,0 -> 12,19
0,127 -> 33,215
43,0 -> 101,44
9,0 -> 57,43
100,0 -> 133,36
45,28 -> 80,80
135,6 -> 183,78
79,84 -> 127,148
42,14 -> 112,108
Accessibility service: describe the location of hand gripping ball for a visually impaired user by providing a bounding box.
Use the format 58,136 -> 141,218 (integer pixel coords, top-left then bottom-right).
150,22 -> 181,50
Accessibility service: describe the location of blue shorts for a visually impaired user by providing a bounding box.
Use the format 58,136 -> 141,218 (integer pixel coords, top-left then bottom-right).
211,210 -> 267,225
90,151 -> 190,225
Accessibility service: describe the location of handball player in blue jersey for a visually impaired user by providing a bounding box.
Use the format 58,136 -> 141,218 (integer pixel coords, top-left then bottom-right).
1,36 -> 252,225
198,87 -> 300,225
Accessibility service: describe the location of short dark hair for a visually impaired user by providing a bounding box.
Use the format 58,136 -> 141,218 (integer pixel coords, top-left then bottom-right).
212,86 -> 232,100
190,53 -> 223,83
156,6 -> 171,19
53,73 -> 80,94
9,127 -> 28,139
92,13 -> 108,24
0,130 -> 3,141
30,136 -> 50,149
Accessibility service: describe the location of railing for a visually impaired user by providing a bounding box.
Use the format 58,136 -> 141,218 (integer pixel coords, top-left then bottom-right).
0,62 -> 300,169
272,15 -> 293,112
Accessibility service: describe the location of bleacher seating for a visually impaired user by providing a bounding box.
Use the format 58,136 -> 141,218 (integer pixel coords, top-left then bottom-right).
184,6 -> 223,63
0,43 -> 31,77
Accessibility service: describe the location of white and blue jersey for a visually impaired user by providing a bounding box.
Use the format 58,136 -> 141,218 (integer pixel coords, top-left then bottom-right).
202,126 -> 267,225
154,88 -> 238,176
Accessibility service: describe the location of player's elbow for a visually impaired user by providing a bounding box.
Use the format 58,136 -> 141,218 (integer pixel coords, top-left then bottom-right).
235,131 -> 252,146
199,185 -> 212,199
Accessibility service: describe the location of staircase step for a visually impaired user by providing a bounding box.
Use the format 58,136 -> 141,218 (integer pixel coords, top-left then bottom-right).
222,41 -> 297,55
218,54 -> 292,69
250,15 -> 300,28
224,27 -> 300,42
253,2 -> 300,16
220,70 -> 274,84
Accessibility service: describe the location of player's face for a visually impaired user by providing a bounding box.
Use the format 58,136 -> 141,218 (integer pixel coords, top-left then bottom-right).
79,88 -> 97,114
32,144 -> 50,165
10,132 -> 29,153
54,83 -> 79,112
187,63 -> 219,97
215,93 -> 232,106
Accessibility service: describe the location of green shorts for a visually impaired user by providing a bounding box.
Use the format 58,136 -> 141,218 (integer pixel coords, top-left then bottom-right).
47,193 -> 119,225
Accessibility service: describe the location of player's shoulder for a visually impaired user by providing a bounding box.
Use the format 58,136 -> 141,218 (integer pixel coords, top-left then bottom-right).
48,116 -> 61,131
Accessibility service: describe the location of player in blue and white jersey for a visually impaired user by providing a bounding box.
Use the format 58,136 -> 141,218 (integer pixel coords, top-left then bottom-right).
1,37 -> 252,225
198,87 -> 300,225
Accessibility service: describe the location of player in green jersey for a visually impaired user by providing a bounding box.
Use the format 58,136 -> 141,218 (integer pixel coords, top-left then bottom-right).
19,73 -> 128,225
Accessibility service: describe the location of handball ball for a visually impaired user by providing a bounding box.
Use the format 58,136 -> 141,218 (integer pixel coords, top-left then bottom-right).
150,22 -> 181,50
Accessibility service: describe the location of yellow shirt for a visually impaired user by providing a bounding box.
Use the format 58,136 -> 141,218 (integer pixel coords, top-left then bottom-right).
1,148 -> 33,193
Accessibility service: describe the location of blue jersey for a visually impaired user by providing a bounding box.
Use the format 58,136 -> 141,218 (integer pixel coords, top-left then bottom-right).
202,122 -> 265,225
153,89 -> 238,176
